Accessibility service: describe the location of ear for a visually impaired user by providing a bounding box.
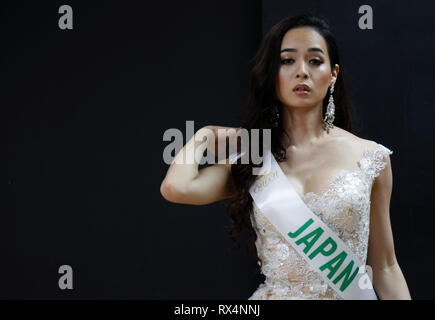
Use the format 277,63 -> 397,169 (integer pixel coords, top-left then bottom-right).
331,64 -> 340,84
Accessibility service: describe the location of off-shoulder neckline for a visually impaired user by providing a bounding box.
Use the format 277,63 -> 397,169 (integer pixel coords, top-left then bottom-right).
300,142 -> 392,200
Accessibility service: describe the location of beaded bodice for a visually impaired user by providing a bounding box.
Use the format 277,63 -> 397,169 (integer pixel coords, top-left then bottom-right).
248,143 -> 393,300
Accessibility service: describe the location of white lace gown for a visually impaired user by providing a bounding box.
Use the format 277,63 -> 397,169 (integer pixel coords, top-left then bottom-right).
248,143 -> 393,300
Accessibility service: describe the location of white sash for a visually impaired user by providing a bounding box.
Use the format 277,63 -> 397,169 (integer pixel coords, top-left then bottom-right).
232,150 -> 378,300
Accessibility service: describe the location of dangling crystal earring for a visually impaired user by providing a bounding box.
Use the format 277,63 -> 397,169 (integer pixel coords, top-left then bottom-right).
271,105 -> 280,127
323,81 -> 335,133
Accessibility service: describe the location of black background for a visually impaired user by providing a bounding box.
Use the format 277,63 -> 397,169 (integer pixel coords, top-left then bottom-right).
2,1 -> 434,299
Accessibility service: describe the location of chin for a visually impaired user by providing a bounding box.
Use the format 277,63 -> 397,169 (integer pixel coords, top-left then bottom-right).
287,101 -> 313,108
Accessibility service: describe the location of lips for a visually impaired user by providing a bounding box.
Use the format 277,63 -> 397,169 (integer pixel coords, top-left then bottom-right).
293,84 -> 311,92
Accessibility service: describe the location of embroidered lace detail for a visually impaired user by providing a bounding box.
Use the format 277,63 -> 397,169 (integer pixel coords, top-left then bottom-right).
248,143 -> 393,300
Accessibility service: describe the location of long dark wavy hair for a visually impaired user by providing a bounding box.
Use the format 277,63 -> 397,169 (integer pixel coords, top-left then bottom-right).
225,13 -> 353,270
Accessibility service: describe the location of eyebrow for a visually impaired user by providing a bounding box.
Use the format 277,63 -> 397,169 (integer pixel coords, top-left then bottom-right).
280,47 -> 325,54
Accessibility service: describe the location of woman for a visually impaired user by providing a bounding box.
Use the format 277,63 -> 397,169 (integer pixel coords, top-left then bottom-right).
160,14 -> 411,300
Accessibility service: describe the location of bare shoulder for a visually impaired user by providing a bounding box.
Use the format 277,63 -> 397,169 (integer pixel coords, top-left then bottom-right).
354,136 -> 379,152
330,127 -> 378,155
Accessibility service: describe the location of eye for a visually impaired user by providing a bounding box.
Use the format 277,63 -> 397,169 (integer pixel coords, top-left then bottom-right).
280,58 -> 293,65
310,59 -> 323,66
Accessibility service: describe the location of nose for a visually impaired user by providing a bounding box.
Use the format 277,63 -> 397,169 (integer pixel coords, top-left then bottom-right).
297,73 -> 308,79
296,61 -> 309,79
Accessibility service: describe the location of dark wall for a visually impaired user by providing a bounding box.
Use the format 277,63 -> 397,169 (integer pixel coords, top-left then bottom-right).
2,1 -> 262,299
263,0 -> 435,299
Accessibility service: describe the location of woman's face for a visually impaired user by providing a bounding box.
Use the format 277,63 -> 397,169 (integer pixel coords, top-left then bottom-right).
277,27 -> 339,108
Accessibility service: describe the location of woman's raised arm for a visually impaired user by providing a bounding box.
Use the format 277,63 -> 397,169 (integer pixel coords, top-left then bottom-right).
160,126 -> 239,205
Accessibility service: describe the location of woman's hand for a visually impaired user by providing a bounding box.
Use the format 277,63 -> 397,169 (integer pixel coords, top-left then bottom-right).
199,125 -> 242,163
